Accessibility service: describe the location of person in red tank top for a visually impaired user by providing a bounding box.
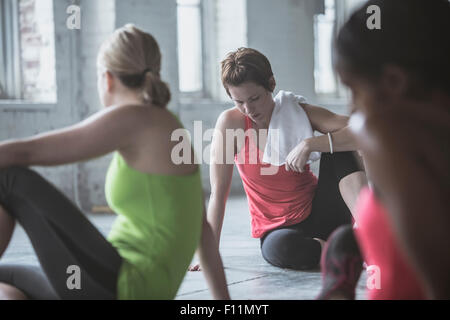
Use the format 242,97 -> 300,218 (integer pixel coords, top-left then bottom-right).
355,188 -> 426,299
317,0 -> 450,299
190,47 -> 368,278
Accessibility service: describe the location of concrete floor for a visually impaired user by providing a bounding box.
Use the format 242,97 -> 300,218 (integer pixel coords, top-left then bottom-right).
1,196 -> 367,300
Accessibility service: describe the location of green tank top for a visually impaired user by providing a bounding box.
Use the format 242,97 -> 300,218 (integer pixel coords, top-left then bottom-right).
105,152 -> 203,299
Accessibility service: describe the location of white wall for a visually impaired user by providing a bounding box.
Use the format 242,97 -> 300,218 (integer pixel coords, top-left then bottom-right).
76,0 -> 116,211
115,0 -> 180,114
247,0 -> 316,103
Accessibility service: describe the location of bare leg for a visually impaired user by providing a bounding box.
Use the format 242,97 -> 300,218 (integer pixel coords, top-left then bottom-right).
0,283 -> 28,300
0,205 -> 15,258
322,173 -> 366,299
314,238 -> 326,251
339,171 -> 368,220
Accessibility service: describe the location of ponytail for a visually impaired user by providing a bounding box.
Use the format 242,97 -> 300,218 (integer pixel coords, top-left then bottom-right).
142,71 -> 171,108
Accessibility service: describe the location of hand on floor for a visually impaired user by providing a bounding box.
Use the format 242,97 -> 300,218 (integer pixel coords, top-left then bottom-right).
188,262 -> 201,271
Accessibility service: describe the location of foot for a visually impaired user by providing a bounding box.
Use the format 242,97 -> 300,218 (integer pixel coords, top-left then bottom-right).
316,225 -> 363,300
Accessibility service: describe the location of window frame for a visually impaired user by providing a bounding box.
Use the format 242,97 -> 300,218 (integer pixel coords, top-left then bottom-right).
313,0 -> 352,104
177,0 -> 207,101
200,0 -> 220,101
0,0 -> 22,100
178,0 -> 243,103
0,0 -> 58,110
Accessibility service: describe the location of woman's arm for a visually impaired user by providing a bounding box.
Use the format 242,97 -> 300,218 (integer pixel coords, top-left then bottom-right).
0,105 -> 146,168
285,103 -> 357,172
301,103 -> 349,133
189,111 -> 235,271
207,110 -> 236,245
198,206 -> 231,299
302,103 -> 356,152
303,126 -> 355,153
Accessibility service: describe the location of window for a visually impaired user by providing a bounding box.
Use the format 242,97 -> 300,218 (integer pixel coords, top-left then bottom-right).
0,0 -> 57,102
214,0 -> 247,101
177,0 -> 203,93
177,0 -> 247,101
313,0 -> 366,100
314,0 -> 337,96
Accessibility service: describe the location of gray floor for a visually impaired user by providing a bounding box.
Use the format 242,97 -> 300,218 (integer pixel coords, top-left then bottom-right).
1,196 -> 367,300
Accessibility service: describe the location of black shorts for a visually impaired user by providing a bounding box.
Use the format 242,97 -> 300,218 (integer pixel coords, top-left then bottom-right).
260,151 -> 362,270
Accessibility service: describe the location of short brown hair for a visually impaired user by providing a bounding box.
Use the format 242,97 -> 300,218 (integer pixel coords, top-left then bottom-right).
221,47 -> 274,96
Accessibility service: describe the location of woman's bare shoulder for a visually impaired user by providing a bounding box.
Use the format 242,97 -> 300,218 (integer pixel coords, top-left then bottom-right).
216,107 -> 246,131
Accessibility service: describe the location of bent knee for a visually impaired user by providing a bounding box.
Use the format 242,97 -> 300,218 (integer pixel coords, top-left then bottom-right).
338,171 -> 367,188
0,283 -> 28,300
261,233 -> 321,270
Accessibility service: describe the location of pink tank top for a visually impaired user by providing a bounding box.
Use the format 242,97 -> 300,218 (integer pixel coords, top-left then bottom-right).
234,116 -> 318,238
355,187 -> 426,299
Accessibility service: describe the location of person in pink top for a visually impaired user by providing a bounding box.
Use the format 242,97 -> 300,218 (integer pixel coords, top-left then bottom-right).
318,0 -> 450,300
190,47 -> 368,284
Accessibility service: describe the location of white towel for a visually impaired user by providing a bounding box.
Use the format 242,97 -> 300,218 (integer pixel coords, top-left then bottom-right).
262,90 -> 321,166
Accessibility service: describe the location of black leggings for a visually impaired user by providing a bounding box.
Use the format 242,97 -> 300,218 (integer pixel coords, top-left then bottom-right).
0,166 -> 123,300
260,152 -> 362,270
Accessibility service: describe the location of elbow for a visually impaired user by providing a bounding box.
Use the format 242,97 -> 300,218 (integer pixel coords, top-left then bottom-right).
335,115 -> 350,132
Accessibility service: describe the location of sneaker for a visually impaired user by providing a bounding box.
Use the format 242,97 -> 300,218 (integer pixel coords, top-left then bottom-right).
316,225 -> 363,300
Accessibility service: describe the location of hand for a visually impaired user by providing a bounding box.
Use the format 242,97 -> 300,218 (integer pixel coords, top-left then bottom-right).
188,262 -> 201,271
285,140 -> 311,172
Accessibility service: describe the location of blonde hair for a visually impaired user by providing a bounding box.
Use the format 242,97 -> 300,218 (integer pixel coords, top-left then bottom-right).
97,24 -> 171,108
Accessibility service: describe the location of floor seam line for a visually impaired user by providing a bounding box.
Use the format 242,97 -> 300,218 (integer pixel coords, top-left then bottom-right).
177,275 -> 271,297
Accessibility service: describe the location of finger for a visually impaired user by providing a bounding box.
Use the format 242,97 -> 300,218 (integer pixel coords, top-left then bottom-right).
299,156 -> 309,172
287,160 -> 295,172
290,159 -> 301,172
285,155 -> 292,171
291,158 -> 302,172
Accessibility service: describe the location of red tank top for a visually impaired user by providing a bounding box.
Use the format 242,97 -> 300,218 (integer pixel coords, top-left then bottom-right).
234,116 -> 318,238
355,187 -> 426,299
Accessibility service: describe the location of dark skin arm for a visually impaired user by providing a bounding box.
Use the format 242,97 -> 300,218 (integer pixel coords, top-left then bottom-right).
354,112 -> 450,299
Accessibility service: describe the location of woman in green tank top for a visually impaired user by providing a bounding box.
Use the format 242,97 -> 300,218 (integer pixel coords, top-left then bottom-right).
0,24 -> 229,300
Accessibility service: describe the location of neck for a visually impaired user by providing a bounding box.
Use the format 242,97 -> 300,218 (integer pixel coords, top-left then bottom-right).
255,98 -> 276,129
109,91 -> 143,107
